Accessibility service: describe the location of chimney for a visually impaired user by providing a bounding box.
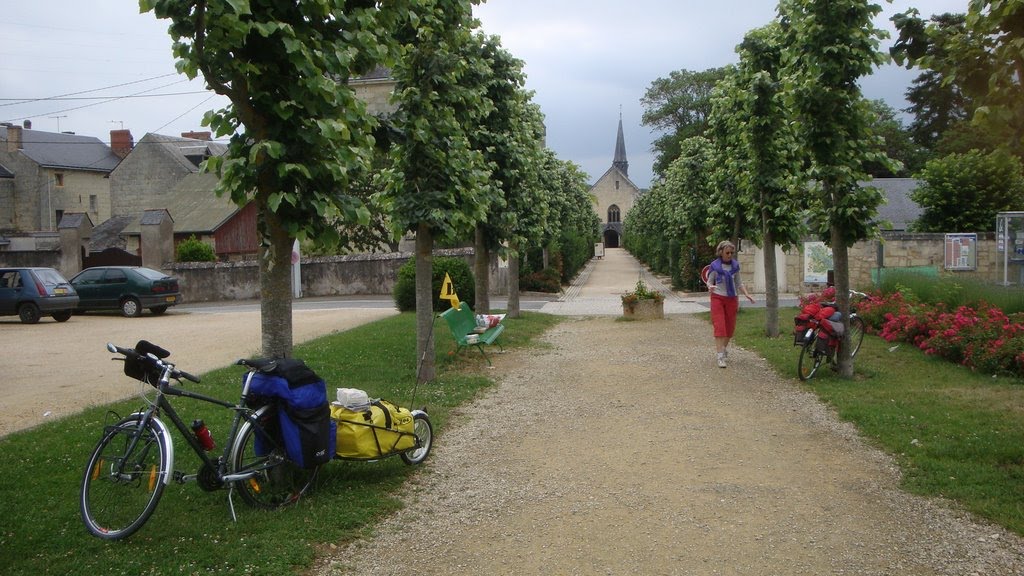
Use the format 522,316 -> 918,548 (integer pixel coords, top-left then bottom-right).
22,119 -> 31,129
110,129 -> 134,159
7,125 -> 22,152
181,130 -> 212,141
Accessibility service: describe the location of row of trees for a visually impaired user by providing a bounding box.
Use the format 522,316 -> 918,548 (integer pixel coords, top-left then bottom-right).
627,0 -> 893,378
629,0 -> 1024,378
143,0 -> 597,380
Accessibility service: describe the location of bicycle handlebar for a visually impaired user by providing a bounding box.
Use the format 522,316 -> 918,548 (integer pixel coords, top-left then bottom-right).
106,342 -> 201,384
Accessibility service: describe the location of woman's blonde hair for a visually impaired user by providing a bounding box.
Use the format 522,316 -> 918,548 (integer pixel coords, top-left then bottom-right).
716,240 -> 736,257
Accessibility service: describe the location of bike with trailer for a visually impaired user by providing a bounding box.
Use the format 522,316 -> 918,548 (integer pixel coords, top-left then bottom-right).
79,340 -> 432,540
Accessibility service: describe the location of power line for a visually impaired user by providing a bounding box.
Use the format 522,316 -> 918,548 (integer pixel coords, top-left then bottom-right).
0,91 -> 210,102
0,73 -> 180,108
2,79 -> 191,124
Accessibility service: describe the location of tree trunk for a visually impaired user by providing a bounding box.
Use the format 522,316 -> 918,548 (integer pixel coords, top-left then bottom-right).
762,228 -> 779,338
415,223 -> 436,383
507,240 -> 521,318
260,208 -> 294,358
474,225 -> 490,314
831,225 -> 853,378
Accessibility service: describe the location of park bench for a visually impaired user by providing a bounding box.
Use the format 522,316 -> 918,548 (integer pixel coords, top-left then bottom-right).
439,302 -> 505,365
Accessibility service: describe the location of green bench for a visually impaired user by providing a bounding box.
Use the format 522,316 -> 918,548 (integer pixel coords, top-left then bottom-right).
439,302 -> 505,365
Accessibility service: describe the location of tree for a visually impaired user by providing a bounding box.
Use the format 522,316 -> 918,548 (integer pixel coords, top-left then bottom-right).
780,0 -> 893,378
863,100 -> 922,177
892,12 -> 974,151
501,101 -> 548,319
640,68 -> 728,178
709,24 -> 806,338
384,0 -> 492,383
462,36 -> 546,316
911,149 -> 1024,232
144,0 -> 410,358
533,153 -> 599,282
892,3 -> 1024,157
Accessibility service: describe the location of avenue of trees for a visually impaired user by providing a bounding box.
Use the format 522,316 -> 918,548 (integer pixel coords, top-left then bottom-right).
627,0 -> 1024,377
144,0 -> 597,374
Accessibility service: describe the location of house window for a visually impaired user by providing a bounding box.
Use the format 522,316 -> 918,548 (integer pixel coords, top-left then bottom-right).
608,205 -> 621,223
615,180 -> 620,190
54,173 -> 64,187
89,195 -> 98,213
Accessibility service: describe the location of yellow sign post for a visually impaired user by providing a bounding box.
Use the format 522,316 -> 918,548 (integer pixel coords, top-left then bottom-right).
440,272 -> 461,310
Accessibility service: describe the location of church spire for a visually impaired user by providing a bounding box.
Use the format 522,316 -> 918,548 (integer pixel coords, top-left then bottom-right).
613,109 -> 628,177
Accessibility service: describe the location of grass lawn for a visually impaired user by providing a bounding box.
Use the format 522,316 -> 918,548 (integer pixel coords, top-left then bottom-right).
732,306 -> 1024,536
0,311 -> 560,576
6,305 -> 1024,575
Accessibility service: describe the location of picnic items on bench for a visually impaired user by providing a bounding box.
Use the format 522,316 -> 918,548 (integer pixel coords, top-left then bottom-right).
440,301 -> 505,365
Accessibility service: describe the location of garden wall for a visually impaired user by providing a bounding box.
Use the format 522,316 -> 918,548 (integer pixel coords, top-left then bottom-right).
741,232 -> 1011,295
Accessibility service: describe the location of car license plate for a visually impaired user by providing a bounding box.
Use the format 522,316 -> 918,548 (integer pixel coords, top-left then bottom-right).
166,296 -> 176,303
55,288 -> 67,295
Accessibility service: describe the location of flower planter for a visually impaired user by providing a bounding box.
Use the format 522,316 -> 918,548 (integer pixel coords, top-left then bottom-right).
623,299 -> 664,320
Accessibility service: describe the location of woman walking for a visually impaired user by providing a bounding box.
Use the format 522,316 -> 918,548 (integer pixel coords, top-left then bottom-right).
707,240 -> 755,368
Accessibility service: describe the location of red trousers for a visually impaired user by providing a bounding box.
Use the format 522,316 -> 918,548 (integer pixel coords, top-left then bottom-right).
711,293 -> 739,338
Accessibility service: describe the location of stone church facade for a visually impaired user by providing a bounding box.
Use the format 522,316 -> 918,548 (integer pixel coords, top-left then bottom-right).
588,117 -> 642,248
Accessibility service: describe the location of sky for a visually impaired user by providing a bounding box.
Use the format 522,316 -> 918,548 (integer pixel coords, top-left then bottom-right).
2,1 -> 968,190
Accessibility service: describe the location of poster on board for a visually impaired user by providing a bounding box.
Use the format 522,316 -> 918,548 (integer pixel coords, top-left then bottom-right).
803,241 -> 833,283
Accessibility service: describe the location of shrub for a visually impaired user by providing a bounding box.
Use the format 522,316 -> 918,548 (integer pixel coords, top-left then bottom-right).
519,268 -> 561,293
809,284 -> 1024,378
392,256 -> 475,312
176,235 -> 216,262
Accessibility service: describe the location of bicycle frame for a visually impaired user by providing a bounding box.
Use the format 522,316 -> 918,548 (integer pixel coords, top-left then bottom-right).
126,364 -> 278,489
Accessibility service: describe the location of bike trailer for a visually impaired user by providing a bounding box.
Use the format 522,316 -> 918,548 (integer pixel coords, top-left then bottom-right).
331,399 -> 416,460
246,358 -> 336,469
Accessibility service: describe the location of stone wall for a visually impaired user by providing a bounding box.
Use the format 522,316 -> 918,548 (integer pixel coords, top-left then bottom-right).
165,249 -> 487,303
741,232 -> 1008,294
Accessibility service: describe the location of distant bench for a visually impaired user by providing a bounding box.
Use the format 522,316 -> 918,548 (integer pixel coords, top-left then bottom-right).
439,302 -> 505,365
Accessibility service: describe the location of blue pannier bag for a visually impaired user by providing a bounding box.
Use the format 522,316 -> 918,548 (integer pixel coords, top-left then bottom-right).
247,358 -> 336,468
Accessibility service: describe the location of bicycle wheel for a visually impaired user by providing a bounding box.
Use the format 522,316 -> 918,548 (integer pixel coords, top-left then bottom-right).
847,315 -> 866,358
797,342 -> 823,381
400,412 -> 433,465
229,407 -> 318,509
80,415 -> 168,540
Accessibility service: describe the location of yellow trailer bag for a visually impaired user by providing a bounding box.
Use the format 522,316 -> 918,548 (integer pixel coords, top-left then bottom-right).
331,400 -> 416,459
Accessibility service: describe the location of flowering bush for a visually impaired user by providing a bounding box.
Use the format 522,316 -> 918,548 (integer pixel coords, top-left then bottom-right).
851,290 -> 1024,378
798,286 -> 836,308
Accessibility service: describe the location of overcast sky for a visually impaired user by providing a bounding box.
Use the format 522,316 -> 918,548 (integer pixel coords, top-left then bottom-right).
3,1 -> 967,189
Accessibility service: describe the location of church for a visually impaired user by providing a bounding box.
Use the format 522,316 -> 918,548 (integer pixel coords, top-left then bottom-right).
588,116 -> 643,248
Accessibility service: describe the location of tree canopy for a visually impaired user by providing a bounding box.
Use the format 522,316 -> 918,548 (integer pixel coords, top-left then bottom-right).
144,0 -> 415,358
640,68 -> 728,178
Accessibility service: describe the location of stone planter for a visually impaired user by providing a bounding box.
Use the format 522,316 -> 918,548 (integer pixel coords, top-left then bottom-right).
623,298 -> 664,320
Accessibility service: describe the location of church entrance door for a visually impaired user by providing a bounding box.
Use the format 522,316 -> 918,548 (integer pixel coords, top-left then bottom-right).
603,229 -> 620,248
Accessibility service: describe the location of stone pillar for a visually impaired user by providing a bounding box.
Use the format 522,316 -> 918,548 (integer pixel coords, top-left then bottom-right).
57,212 -> 92,277
140,209 -> 174,270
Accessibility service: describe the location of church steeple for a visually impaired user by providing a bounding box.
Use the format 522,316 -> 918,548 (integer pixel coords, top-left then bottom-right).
612,110 -> 628,177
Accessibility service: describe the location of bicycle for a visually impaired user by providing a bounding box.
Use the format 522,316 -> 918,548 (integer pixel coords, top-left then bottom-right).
795,290 -> 867,381
80,340 -> 433,540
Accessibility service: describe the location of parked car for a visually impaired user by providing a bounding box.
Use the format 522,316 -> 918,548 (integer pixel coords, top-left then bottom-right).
0,267 -> 79,324
70,266 -> 181,317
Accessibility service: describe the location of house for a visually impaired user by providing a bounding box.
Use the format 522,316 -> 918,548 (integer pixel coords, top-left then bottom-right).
119,172 -> 257,260
0,122 -> 122,238
108,131 -> 227,219
91,131 -> 256,262
589,116 -> 644,248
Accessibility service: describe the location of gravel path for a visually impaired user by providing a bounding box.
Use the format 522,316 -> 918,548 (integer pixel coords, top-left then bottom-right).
313,314 -> 1024,575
